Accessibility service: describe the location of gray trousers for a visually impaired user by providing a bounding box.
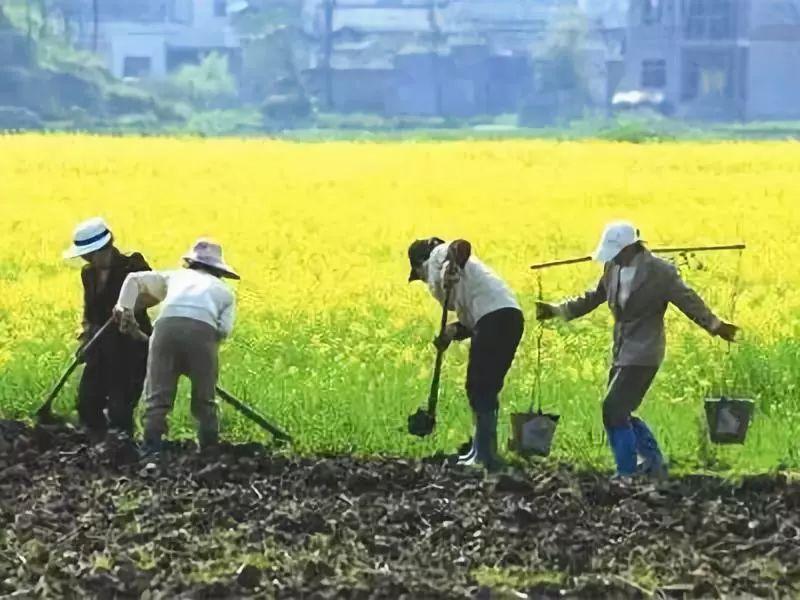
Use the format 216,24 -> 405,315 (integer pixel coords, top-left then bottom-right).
602,366 -> 659,428
142,317 -> 220,446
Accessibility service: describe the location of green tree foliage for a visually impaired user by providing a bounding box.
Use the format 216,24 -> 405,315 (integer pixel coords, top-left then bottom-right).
169,52 -> 238,109
539,7 -> 590,97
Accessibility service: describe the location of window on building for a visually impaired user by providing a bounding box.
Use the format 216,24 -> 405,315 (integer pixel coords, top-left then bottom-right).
641,59 -> 667,88
681,50 -> 735,100
214,0 -> 227,17
123,56 -> 152,78
642,0 -> 663,25
684,0 -> 734,40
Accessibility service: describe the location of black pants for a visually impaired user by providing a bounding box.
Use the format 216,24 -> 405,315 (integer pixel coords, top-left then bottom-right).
77,331 -> 148,436
466,308 -> 524,413
602,366 -> 659,428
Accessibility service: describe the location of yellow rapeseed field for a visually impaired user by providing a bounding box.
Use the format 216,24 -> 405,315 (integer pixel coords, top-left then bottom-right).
1,134 -> 799,471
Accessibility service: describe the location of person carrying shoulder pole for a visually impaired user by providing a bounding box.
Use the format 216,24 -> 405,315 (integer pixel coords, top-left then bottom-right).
113,239 -> 239,456
536,222 -> 738,478
408,237 -> 524,471
63,217 -> 152,441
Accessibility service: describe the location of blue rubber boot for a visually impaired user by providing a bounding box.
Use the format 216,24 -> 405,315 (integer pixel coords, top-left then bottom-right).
607,425 -> 637,477
631,417 -> 667,477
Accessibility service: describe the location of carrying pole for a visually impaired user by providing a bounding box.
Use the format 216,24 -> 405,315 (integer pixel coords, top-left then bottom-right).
530,243 -> 746,271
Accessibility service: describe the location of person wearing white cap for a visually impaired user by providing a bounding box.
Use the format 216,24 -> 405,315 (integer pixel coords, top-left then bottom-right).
63,217 -> 152,440
114,238 -> 239,454
536,221 -> 738,478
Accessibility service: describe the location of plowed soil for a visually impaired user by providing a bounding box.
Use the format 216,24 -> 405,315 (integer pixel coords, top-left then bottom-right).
1,421 -> 799,599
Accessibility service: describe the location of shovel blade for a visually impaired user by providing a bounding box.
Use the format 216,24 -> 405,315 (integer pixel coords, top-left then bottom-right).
407,409 -> 436,437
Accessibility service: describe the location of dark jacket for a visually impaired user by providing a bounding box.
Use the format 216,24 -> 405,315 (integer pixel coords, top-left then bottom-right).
81,249 -> 153,338
556,249 -> 720,367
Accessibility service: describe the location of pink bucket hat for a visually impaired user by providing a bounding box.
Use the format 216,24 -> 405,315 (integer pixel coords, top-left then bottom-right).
182,238 -> 240,280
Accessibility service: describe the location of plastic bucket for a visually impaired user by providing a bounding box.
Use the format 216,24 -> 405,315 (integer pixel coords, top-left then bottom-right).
509,412 -> 560,457
704,397 -> 754,444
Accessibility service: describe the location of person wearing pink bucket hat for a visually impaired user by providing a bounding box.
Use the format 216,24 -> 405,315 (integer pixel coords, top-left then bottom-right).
114,238 -> 239,455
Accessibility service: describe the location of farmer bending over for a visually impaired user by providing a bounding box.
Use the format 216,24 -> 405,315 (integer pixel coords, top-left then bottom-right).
536,222 -> 738,478
408,237 -> 524,470
114,239 -> 238,455
63,217 -> 152,441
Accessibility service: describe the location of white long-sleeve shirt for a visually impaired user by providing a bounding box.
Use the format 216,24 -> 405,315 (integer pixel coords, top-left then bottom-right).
424,243 -> 520,331
117,268 -> 236,339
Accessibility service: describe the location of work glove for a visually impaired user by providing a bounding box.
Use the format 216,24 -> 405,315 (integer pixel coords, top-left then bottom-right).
447,239 -> 472,269
432,323 -> 460,352
443,261 -> 461,290
113,306 -> 137,336
535,301 -> 558,321
714,321 -> 739,343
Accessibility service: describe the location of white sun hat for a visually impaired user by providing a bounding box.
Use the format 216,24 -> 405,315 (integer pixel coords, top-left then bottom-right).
182,238 -> 240,280
63,217 -> 113,259
593,221 -> 640,263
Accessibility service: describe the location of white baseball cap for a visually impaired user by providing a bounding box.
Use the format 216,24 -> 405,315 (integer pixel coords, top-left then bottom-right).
63,217 -> 113,259
593,221 -> 640,263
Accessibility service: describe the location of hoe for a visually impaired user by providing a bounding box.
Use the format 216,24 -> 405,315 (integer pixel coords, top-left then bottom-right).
124,325 -> 293,443
35,317 -> 293,443
36,317 -> 114,425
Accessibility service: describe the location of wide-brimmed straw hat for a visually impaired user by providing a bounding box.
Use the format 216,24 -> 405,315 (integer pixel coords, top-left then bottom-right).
182,238 -> 240,280
63,217 -> 113,259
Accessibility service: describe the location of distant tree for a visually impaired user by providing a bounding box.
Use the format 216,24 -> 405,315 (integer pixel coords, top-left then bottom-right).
539,7 -> 590,97
170,52 -> 238,109
229,0 -> 313,108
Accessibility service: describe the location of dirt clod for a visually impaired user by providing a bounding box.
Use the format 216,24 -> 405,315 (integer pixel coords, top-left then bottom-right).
0,420 -> 798,598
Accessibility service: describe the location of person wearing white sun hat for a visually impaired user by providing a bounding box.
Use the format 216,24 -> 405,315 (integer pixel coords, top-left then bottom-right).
536,221 -> 739,479
114,238 -> 238,455
63,217 -> 153,440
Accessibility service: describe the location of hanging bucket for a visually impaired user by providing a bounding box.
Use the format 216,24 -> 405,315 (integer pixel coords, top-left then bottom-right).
704,396 -> 754,444
509,411 -> 560,457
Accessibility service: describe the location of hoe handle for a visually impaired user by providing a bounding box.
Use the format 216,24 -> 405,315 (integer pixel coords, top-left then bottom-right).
215,386 -> 293,443
39,318 -> 114,414
124,324 -> 293,443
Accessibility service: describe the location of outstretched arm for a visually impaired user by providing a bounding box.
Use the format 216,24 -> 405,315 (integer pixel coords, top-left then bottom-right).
665,264 -> 737,341
538,275 -> 608,321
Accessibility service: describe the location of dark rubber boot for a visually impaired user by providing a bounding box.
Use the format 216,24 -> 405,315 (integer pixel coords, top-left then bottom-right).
631,417 -> 667,478
198,429 -> 219,452
475,410 -> 503,471
139,436 -> 163,460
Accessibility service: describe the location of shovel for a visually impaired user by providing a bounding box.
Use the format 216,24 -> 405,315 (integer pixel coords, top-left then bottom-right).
408,286 -> 452,438
35,318 -> 114,424
125,323 -> 293,443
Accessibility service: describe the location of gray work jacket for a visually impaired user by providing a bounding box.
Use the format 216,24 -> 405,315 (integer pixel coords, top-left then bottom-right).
556,250 -> 721,367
